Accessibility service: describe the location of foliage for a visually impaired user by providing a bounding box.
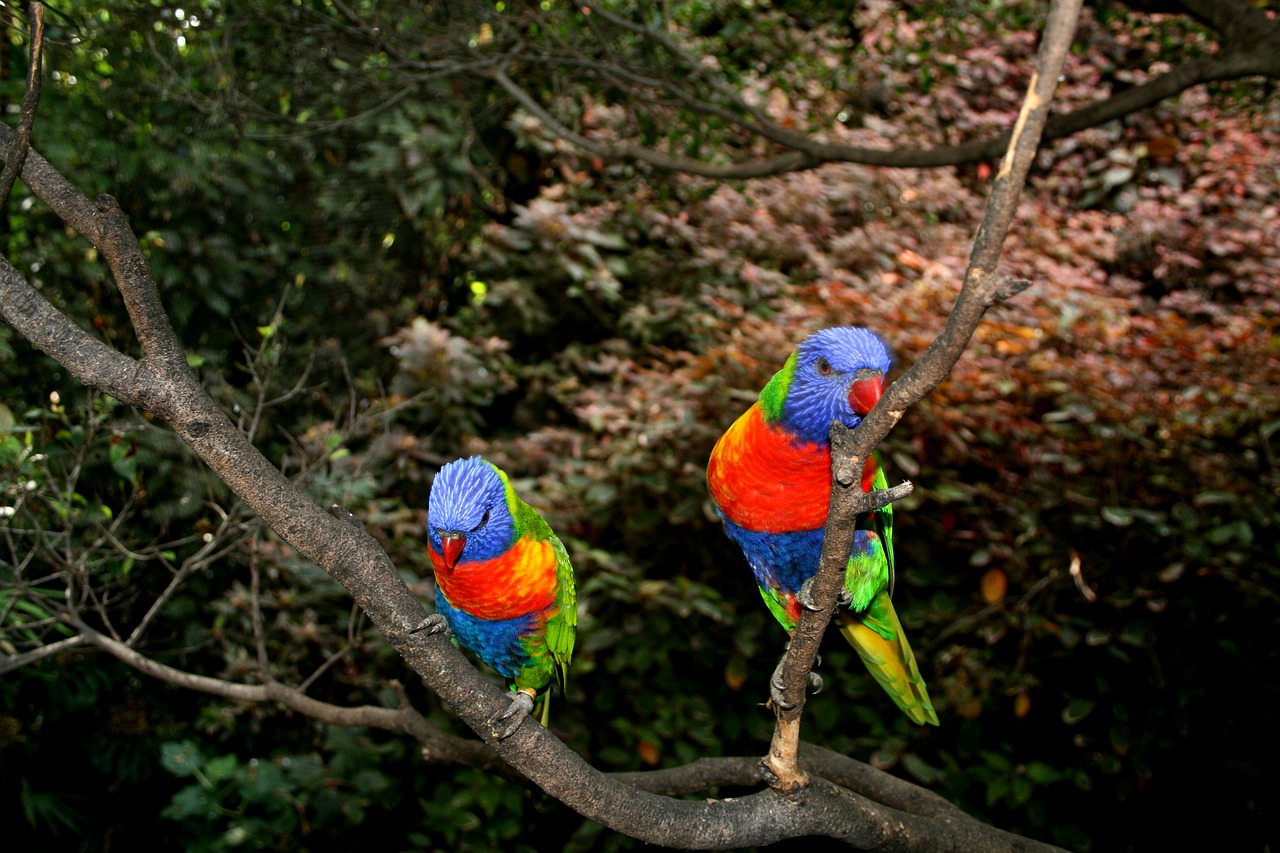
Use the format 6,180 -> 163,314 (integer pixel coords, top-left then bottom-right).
3,1 -> 1279,851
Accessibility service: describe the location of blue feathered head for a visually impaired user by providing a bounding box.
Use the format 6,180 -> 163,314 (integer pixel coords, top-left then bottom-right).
426,456 -> 515,569
769,326 -> 892,445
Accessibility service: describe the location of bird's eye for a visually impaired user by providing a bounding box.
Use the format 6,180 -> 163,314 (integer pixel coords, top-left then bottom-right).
815,357 -> 832,376
470,510 -> 490,532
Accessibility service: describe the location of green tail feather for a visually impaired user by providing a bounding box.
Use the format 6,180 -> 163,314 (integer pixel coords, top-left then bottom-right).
837,593 -> 939,726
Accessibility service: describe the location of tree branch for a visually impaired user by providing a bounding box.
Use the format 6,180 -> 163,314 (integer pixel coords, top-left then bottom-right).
762,0 -> 1083,786
0,2 -> 43,210
493,0 -> 1278,180
74,620 -> 511,776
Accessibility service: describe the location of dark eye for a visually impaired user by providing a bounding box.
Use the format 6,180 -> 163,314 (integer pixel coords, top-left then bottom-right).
470,510 -> 490,532
815,357 -> 832,376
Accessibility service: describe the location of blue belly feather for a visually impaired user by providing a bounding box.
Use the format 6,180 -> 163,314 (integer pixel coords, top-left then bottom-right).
719,513 -> 884,605
720,516 -> 823,596
434,586 -> 542,681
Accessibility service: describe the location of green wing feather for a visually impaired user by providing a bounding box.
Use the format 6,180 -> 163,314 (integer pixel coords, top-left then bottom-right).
544,531 -> 577,689
844,452 -> 893,613
837,596 -> 938,726
840,452 -> 938,726
508,488 -> 577,696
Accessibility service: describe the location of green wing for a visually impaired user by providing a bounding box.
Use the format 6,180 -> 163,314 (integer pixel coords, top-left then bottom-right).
839,452 -> 938,725
512,494 -> 577,690
844,451 -> 894,612
544,530 -> 577,689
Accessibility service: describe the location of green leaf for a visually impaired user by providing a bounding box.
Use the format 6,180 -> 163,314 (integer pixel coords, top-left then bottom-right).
1100,506 -> 1133,526
161,741 -> 205,778
1062,698 -> 1097,724
109,439 -> 138,481
900,752 -> 944,785
1025,762 -> 1062,785
162,785 -> 217,821
203,754 -> 240,785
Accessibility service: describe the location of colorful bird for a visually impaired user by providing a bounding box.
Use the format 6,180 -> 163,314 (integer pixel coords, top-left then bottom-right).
415,456 -> 577,738
707,327 -> 938,725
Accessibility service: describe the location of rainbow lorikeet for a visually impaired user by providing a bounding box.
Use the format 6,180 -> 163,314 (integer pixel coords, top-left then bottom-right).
707,327 -> 938,726
414,456 -> 577,738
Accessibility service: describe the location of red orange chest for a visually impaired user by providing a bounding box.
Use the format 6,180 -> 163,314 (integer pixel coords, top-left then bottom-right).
429,536 -> 557,620
707,405 -> 877,533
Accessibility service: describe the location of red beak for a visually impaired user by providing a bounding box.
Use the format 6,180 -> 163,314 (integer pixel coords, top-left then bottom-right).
849,374 -> 884,416
439,532 -> 466,570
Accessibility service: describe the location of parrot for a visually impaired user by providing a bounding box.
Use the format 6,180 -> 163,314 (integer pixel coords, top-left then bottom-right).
706,326 -> 938,726
414,456 -> 577,738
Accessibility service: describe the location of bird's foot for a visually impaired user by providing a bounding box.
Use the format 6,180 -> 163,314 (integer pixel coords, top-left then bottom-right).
798,577 -> 823,612
409,613 -> 450,636
798,578 -> 852,613
490,688 -> 536,739
769,659 -> 797,710
808,670 -> 824,695
770,653 -> 825,708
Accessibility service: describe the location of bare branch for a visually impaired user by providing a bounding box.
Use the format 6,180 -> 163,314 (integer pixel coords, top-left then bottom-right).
493,0 -> 1278,180
75,621 -> 510,774
0,634 -> 86,675
0,3 -> 43,210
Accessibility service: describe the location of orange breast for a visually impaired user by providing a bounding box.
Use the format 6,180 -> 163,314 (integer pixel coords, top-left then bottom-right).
707,405 -> 833,533
707,405 -> 881,533
429,536 -> 557,620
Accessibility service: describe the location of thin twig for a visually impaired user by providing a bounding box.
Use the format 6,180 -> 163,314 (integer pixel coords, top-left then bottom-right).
248,535 -> 271,674
0,634 -> 87,676
0,3 -> 44,210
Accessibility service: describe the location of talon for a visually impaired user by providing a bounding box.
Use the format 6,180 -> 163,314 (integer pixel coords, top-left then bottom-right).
491,688 -> 536,739
769,659 -> 797,710
808,671 -> 824,695
770,684 -> 797,711
797,577 -> 823,612
410,613 -> 450,636
835,588 -> 853,610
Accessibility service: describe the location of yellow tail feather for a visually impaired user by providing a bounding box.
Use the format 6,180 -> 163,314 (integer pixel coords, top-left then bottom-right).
837,595 -> 939,726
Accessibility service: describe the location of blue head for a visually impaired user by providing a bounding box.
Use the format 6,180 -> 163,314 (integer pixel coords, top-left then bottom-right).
427,456 -> 516,569
777,326 -> 893,445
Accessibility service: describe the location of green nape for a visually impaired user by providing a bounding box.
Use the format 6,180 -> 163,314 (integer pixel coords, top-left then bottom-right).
757,351 -> 798,423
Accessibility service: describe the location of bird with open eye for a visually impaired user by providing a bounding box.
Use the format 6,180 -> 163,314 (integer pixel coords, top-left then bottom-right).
707,326 -> 938,725
414,456 -> 577,738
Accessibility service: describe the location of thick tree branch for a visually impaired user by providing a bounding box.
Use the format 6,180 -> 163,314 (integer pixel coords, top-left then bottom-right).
763,0 -> 1083,787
